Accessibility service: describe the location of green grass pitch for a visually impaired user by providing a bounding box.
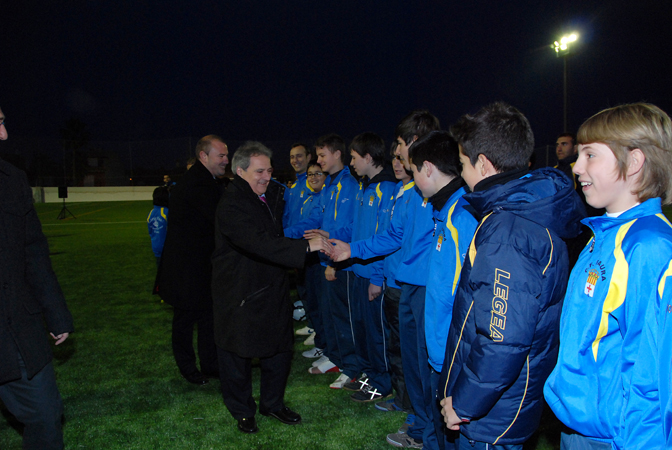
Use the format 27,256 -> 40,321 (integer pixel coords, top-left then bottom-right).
10,200 -> 658,449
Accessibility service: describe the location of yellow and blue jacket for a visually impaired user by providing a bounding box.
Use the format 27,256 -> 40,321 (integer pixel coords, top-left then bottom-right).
545,197 -> 672,449
425,183 -> 477,372
349,166 -> 397,286
282,171 -> 313,228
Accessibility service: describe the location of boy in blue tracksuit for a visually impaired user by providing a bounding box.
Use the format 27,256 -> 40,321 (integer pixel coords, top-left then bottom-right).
148,185 -> 170,266
406,131 -> 479,450
341,132 -> 398,399
376,143 -> 416,416
544,103 -> 672,450
439,102 -> 585,450
330,110 -> 442,449
284,134 -> 359,386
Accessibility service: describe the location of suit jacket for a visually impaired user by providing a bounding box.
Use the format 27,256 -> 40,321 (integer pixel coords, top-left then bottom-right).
0,159 -> 73,383
155,160 -> 224,310
211,176 -> 306,358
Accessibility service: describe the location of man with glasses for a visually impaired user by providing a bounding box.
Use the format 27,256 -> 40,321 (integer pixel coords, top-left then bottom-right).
0,106 -> 74,449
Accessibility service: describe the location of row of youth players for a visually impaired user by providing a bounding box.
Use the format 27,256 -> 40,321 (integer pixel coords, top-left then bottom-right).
282,104 -> 672,450
150,102 -> 672,449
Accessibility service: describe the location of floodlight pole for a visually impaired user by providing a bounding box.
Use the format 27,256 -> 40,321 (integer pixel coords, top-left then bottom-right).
553,33 -> 578,133
563,54 -> 568,132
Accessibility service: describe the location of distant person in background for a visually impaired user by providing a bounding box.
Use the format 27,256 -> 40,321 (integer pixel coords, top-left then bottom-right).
155,135 -> 228,386
148,185 -> 170,266
163,174 -> 175,187
555,132 -> 578,180
0,106 -> 74,450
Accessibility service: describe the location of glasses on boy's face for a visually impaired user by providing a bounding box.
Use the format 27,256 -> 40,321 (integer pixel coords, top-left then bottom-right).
307,172 -> 324,178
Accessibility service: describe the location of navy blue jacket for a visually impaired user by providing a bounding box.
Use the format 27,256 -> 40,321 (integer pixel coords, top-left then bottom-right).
440,168 -> 585,445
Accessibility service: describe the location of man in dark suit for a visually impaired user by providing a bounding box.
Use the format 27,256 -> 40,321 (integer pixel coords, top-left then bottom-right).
0,106 -> 74,449
211,141 -> 330,434
156,135 -> 228,385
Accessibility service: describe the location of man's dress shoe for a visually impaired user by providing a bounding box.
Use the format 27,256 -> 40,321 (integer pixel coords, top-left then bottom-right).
260,406 -> 302,425
237,417 -> 258,434
182,371 -> 208,385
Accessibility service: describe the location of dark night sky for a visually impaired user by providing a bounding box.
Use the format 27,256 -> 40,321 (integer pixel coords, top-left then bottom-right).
3,0 -> 672,159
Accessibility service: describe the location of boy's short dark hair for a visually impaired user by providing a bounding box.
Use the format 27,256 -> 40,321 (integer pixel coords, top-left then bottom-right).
315,133 -> 347,164
152,186 -> 170,207
350,132 -> 386,168
451,102 -> 534,172
408,130 -> 461,177
578,102 -> 672,205
395,110 -> 441,144
307,160 -> 322,171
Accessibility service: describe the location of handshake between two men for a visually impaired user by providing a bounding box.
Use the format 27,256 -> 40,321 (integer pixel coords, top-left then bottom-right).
303,229 -> 380,301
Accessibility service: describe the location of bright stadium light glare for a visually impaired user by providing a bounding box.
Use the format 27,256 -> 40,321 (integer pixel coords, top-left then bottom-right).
551,32 -> 580,132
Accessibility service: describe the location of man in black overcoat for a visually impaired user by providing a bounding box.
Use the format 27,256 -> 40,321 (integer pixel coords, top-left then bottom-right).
0,106 -> 74,449
155,135 -> 228,385
211,141 -> 330,434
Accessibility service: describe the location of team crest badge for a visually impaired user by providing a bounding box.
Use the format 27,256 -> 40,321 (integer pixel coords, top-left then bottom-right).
422,198 -> 428,208
436,234 -> 443,252
584,269 -> 599,297
300,190 -> 305,198
369,195 -> 374,206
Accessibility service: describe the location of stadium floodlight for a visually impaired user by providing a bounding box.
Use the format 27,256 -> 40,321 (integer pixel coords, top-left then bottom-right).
554,33 -> 578,56
551,32 -> 579,132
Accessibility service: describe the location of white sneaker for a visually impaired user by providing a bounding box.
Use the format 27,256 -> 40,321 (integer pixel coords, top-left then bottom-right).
329,373 -> 351,389
295,326 -> 314,336
312,355 -> 329,367
303,333 -> 315,346
308,359 -> 339,374
302,347 -> 323,358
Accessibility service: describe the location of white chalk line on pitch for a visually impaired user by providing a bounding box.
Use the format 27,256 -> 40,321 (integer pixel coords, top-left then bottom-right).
42,221 -> 146,226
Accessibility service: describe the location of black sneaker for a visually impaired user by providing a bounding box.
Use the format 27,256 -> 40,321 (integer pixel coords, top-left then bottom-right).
350,384 -> 385,402
343,377 -> 370,392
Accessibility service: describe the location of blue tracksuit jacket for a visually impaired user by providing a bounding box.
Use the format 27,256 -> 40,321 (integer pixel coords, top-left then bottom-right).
425,186 -> 478,372
350,166 -> 397,286
282,171 -> 313,228
627,260 -> 672,449
544,198 -> 672,450
350,185 -> 434,287
147,205 -> 168,258
383,180 -> 415,289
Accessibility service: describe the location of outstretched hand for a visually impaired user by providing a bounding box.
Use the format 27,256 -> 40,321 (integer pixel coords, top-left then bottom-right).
304,229 -> 329,240
308,235 -> 332,256
328,239 -> 351,262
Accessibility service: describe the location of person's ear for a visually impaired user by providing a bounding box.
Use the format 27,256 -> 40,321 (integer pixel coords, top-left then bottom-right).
236,167 -> 243,177
628,148 -> 645,176
423,161 -> 433,178
477,154 -> 488,176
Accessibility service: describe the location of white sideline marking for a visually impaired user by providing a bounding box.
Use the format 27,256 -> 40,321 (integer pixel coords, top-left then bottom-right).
42,221 -> 145,226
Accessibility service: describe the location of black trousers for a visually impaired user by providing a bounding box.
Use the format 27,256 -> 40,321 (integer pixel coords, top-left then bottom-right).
0,357 -> 64,450
172,307 -> 218,376
384,286 -> 413,412
217,347 -> 292,419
